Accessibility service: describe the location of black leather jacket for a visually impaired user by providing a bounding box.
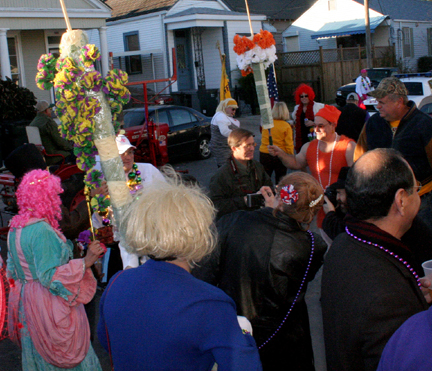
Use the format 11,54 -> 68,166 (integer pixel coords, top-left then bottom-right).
193,208 -> 327,370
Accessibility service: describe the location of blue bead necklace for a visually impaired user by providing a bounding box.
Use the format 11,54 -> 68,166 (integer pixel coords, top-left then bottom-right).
258,230 -> 315,349
345,226 -> 421,287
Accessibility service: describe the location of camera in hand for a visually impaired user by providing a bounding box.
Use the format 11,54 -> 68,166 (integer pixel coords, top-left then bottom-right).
246,192 -> 265,208
324,187 -> 337,207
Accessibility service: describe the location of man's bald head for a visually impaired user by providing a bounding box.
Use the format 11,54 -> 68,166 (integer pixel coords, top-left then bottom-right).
346,148 -> 415,220
353,150 -> 384,177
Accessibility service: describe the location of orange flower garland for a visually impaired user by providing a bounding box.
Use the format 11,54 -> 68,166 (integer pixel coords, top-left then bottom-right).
253,30 -> 275,49
233,29 -> 277,76
233,35 -> 255,55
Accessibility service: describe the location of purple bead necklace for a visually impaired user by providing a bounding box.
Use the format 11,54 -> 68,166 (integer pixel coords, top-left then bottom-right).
345,226 -> 421,287
258,230 -> 315,349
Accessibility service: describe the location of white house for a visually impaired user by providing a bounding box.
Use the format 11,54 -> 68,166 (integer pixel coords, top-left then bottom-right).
223,0 -> 318,52
0,0 -> 112,102
103,0 -> 266,113
282,0 -> 432,71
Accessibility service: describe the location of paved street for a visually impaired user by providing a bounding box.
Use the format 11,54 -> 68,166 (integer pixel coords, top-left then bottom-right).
171,114 -> 263,188
0,114 -> 326,370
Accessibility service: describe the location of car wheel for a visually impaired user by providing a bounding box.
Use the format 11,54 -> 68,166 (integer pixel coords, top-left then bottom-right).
197,136 -> 211,159
336,98 -> 346,108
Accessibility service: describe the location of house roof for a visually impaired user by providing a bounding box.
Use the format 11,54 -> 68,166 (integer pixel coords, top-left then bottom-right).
105,0 -> 178,20
164,7 -> 255,18
311,15 -> 388,39
0,0 -> 111,29
222,0 -> 318,20
354,0 -> 432,22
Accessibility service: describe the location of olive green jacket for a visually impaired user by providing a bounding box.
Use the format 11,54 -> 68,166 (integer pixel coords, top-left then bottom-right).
29,112 -> 72,165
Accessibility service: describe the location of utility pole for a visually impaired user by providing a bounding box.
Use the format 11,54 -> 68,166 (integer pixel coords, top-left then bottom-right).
365,0 -> 373,68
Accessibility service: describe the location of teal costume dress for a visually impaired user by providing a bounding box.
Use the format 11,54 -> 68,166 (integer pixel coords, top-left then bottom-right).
7,220 -> 101,371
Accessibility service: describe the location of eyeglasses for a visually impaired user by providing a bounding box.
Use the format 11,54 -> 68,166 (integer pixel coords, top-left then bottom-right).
239,142 -> 257,150
413,180 -> 422,193
300,95 -> 309,98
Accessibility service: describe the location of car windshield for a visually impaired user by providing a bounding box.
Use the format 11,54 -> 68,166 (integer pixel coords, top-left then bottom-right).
403,82 -> 424,96
123,111 -> 145,128
149,109 -> 169,124
367,70 -> 393,81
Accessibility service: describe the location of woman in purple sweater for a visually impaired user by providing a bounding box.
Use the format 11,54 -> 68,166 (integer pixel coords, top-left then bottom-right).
97,171 -> 262,371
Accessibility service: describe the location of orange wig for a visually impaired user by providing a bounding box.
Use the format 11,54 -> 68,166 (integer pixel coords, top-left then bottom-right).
294,84 -> 316,105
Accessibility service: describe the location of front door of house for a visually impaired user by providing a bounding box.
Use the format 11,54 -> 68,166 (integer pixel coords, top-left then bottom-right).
174,30 -> 193,91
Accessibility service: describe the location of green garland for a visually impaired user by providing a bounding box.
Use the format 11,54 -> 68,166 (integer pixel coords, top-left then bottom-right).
35,45 -> 131,216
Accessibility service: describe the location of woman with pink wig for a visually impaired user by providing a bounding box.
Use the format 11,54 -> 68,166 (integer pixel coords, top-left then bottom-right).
292,84 -> 324,152
6,169 -> 103,370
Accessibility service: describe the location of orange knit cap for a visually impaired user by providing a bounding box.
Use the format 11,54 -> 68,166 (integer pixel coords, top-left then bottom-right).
315,105 -> 341,125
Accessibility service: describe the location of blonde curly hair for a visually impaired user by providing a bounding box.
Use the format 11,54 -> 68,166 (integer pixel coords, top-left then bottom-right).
121,168 -> 217,265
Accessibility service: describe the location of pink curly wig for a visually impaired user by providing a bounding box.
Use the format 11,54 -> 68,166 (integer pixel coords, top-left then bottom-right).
294,84 -> 316,105
10,170 -> 63,231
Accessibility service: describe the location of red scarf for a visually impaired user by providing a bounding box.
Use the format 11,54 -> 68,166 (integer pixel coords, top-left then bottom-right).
295,102 -> 315,151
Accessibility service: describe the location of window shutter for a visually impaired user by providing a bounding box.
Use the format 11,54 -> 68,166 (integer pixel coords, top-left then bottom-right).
410,28 -> 414,58
428,29 -> 432,56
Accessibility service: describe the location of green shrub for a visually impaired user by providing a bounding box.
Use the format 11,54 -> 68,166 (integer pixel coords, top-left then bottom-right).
417,56 -> 432,73
0,77 -> 37,121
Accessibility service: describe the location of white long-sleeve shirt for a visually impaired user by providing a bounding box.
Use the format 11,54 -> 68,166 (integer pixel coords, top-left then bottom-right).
92,162 -> 165,271
355,75 -> 373,97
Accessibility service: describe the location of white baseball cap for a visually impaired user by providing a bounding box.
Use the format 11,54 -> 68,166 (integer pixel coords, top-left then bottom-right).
115,134 -> 136,155
35,100 -> 55,112
346,92 -> 359,101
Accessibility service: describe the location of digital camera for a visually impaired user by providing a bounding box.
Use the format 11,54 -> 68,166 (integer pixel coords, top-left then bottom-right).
246,192 -> 266,208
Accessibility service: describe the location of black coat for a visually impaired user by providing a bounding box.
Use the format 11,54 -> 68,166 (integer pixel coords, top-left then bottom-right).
322,230 -> 429,371
322,210 -> 346,240
337,103 -> 367,142
193,208 -> 327,370
359,101 -> 432,182
208,158 -> 273,220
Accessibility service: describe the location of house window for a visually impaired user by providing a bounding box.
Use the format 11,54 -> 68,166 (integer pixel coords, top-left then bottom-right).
7,37 -> 20,85
402,27 -> 414,58
328,0 -> 337,11
124,32 -> 142,74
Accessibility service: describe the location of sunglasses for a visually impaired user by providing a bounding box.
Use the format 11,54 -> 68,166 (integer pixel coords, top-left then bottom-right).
300,95 -> 309,98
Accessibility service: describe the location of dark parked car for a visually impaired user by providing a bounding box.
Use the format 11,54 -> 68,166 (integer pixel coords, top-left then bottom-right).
335,67 -> 398,107
123,105 -> 211,161
419,95 -> 432,117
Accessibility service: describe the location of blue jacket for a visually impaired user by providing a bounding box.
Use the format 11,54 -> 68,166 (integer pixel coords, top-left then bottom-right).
377,306 -> 432,371
97,259 -> 262,371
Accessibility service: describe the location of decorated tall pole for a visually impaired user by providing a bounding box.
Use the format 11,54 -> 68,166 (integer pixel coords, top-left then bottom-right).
233,29 -> 277,131
35,4 -> 132,242
252,62 -> 273,130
